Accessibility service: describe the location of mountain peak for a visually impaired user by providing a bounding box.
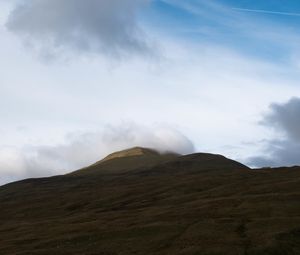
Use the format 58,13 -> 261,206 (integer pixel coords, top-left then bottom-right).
100,147 -> 161,163
72,147 -> 181,176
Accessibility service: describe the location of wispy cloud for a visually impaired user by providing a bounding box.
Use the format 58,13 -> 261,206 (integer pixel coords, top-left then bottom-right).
158,0 -> 300,64
233,8 -> 300,17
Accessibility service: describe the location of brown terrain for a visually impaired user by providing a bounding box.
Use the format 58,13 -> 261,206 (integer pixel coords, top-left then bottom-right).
0,147 -> 299,255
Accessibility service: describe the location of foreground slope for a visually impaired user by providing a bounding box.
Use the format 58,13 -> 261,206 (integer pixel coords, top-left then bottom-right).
0,148 -> 300,255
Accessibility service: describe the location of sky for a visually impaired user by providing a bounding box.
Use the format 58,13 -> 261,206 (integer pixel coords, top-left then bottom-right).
1,0 -> 300,185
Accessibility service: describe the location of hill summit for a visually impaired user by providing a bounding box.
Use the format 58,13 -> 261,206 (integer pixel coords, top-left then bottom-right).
100,147 -> 164,162
73,147 -> 180,175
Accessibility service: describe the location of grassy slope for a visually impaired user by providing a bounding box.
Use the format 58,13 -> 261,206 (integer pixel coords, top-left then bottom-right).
0,151 -> 299,255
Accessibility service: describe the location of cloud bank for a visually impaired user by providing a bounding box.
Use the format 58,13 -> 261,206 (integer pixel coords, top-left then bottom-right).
248,97 -> 300,167
6,0 -> 150,57
0,123 -> 194,185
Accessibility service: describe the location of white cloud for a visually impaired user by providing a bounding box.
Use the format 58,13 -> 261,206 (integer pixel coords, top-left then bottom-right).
0,147 -> 27,177
0,123 -> 194,185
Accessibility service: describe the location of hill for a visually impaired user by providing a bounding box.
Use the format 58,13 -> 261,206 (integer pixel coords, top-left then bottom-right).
0,147 -> 299,255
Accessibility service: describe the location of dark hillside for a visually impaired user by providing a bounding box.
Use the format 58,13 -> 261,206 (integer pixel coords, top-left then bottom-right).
0,148 -> 299,255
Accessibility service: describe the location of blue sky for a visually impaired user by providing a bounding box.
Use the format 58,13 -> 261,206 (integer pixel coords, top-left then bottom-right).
1,0 -> 300,184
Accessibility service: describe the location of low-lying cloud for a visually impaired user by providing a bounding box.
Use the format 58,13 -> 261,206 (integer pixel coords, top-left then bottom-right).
248,97 -> 300,167
6,0 -> 151,57
0,123 -> 194,185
